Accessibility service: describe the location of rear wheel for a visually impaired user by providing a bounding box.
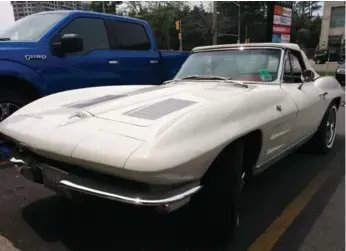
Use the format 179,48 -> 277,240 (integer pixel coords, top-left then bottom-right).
187,139 -> 245,247
304,103 -> 338,154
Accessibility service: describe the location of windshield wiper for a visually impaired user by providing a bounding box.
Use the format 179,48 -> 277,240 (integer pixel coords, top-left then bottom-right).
0,38 -> 10,41
177,75 -> 248,88
179,75 -> 231,81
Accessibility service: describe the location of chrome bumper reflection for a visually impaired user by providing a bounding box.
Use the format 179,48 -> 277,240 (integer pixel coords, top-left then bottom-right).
59,179 -> 202,206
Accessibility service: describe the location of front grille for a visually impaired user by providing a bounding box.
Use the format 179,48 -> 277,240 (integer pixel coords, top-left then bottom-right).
33,153 -> 152,192
2,134 -> 186,193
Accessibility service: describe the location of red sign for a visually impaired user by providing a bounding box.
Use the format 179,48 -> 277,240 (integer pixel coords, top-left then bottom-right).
273,24 -> 291,34
274,5 -> 283,15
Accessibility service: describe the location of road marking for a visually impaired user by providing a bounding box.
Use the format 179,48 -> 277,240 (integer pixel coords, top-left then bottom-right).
0,161 -> 9,166
247,164 -> 336,251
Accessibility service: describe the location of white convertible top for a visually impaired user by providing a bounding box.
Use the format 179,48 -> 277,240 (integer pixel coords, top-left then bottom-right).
192,43 -> 301,52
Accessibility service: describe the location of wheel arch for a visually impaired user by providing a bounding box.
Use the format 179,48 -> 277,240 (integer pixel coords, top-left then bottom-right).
201,129 -> 263,184
332,96 -> 342,110
0,75 -> 41,101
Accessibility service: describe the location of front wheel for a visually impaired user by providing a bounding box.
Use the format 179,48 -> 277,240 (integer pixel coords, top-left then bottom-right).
0,87 -> 32,122
186,139 -> 245,247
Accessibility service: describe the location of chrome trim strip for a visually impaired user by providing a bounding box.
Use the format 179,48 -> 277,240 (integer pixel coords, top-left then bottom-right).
256,130 -> 316,169
59,180 -> 202,206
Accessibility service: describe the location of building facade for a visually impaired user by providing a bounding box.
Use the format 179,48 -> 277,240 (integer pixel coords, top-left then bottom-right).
319,1 -> 345,52
11,1 -> 89,21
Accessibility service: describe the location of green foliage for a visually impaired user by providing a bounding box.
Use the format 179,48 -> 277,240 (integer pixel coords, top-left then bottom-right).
89,1 -> 123,15
291,2 -> 322,49
123,1 -> 213,50
88,1 -> 322,51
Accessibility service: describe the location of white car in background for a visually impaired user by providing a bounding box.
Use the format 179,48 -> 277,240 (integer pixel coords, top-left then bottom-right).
0,43 -> 344,244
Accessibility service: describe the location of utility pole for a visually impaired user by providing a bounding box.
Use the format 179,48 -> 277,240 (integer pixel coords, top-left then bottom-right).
212,1 -> 218,45
176,20 -> 183,51
179,20 -> 183,51
102,1 -> 105,13
237,2 -> 241,44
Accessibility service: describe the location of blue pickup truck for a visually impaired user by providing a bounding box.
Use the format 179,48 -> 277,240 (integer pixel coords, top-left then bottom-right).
0,10 -> 189,121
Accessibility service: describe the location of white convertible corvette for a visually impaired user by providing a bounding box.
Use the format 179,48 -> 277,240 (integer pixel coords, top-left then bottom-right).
0,43 -> 344,242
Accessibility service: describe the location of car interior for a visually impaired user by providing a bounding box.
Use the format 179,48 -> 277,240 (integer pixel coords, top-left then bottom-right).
283,50 -> 307,84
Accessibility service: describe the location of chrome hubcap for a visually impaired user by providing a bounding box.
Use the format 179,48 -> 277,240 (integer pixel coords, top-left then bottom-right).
0,102 -> 20,122
325,107 -> 337,148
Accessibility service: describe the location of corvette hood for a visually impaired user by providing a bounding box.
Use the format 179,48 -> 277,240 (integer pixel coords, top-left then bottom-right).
83,82 -> 251,126
10,81 -> 251,126
0,81 -> 252,142
0,82 -> 253,169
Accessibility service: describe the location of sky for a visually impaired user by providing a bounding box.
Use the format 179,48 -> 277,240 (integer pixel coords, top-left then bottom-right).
0,1 -> 15,33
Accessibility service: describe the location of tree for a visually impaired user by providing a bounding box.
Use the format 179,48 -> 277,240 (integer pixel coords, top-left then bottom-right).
295,1 -> 322,18
89,1 -> 123,15
291,2 -> 322,49
216,1 -> 267,43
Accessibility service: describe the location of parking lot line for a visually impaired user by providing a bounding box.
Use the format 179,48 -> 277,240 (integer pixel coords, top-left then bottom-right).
247,163 -> 336,251
0,161 -> 9,166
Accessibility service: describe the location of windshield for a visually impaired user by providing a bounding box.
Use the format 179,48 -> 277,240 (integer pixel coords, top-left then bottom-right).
175,48 -> 282,83
0,13 -> 67,41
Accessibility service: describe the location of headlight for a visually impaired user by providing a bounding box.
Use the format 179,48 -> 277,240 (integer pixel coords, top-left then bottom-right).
337,68 -> 345,74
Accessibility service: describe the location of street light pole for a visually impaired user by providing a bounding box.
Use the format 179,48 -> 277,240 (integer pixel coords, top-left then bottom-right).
230,2 -> 241,43
237,2 -> 241,44
212,1 -> 218,45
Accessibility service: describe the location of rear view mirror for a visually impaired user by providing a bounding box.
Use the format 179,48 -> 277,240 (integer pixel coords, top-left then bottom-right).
61,34 -> 83,54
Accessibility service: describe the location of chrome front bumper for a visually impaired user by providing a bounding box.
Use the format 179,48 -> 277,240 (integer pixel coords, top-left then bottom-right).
1,134 -> 202,212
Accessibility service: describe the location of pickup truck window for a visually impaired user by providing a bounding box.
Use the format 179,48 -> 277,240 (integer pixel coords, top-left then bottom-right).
0,13 -> 67,41
60,18 -> 110,52
106,20 -> 151,50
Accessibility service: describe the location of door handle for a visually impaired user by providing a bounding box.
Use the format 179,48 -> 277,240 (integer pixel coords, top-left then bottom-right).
150,60 -> 158,64
319,91 -> 328,99
108,60 -> 119,65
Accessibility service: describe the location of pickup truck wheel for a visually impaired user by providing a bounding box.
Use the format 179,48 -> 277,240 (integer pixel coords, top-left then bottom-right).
187,139 -> 245,247
0,89 -> 31,122
305,103 -> 338,154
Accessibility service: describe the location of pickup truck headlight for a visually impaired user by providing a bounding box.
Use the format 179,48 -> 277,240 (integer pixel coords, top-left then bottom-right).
337,68 -> 345,74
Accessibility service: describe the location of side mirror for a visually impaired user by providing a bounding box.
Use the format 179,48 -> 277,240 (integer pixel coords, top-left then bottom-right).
60,34 -> 83,54
302,69 -> 315,82
299,69 -> 315,89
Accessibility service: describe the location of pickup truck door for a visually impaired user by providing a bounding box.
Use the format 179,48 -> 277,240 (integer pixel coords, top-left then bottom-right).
44,17 -> 123,94
280,49 -> 326,145
104,19 -> 162,85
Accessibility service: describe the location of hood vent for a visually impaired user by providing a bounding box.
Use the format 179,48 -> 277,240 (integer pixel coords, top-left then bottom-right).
123,98 -> 197,120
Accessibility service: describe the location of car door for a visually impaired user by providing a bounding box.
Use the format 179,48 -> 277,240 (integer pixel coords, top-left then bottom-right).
104,19 -> 162,85
43,17 -> 119,95
280,49 -> 326,145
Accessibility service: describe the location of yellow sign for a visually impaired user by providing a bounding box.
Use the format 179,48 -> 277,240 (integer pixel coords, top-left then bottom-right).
175,20 -> 180,30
